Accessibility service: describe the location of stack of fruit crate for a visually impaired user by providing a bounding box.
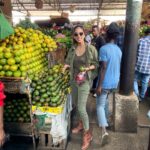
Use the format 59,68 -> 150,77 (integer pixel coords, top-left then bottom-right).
0,77 -> 36,150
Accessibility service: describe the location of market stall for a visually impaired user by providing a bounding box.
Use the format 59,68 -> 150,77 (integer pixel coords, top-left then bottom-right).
0,21 -> 72,149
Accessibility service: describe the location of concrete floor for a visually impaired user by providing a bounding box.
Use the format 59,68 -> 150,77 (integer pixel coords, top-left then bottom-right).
2,94 -> 150,150
67,94 -> 150,150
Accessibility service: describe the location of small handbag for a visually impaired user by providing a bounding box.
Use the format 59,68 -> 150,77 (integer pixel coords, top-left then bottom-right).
75,72 -> 86,85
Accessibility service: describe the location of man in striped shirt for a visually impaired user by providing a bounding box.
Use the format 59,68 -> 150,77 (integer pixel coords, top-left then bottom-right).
134,28 -> 150,101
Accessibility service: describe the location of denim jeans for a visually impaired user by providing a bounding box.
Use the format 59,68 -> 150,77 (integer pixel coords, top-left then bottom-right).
96,89 -> 110,127
134,71 -> 150,99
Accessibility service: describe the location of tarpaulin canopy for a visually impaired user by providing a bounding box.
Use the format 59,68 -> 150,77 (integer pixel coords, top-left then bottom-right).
0,13 -> 14,40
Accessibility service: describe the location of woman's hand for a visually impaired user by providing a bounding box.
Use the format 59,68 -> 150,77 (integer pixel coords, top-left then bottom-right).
62,64 -> 70,73
0,128 -> 5,147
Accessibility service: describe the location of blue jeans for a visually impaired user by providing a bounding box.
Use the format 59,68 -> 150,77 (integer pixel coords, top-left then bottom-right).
96,89 -> 110,127
134,71 -> 150,99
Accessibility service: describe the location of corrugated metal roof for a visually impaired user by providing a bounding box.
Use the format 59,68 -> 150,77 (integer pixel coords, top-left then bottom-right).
11,0 -> 127,11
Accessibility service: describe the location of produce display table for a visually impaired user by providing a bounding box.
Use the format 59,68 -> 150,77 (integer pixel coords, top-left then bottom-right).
0,26 -> 71,150
33,94 -> 72,150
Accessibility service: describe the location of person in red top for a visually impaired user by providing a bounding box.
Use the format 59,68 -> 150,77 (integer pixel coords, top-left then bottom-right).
0,82 -> 6,147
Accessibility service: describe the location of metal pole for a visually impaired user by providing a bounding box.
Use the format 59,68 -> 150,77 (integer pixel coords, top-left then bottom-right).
119,0 -> 143,95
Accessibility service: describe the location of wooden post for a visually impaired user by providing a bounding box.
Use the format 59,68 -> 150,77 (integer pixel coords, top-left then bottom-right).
0,0 -> 12,23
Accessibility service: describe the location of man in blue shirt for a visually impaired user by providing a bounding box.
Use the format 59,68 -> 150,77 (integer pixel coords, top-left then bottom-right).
134,28 -> 150,101
96,26 -> 122,146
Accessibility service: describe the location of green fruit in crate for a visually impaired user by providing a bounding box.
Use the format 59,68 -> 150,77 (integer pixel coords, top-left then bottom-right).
31,82 -> 36,88
37,80 -> 42,85
0,59 -> 7,65
32,101 -> 36,105
40,88 -> 46,94
50,102 -> 57,107
49,81 -> 56,87
36,102 -> 42,107
45,98 -> 51,102
22,106 -> 27,110
36,86 -> 41,90
34,96 -> 40,101
13,71 -> 21,77
15,56 -> 21,63
50,86 -> 56,92
41,84 -> 47,88
5,71 -> 13,77
56,99 -> 62,106
33,78 -> 39,82
40,99 -> 45,103
41,93 -> 48,99
34,90 -> 40,96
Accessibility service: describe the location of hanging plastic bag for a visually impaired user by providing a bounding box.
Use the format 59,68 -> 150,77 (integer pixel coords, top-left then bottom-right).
0,12 -> 14,40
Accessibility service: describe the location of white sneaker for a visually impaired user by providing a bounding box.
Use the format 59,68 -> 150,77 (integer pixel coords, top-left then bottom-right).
101,132 -> 109,146
147,110 -> 150,119
93,93 -> 97,98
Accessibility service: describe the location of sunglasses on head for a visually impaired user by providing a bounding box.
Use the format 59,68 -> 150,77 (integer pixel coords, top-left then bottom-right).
74,32 -> 84,37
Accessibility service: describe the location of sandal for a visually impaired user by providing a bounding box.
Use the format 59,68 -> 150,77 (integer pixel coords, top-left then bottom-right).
81,130 -> 93,150
72,121 -> 83,134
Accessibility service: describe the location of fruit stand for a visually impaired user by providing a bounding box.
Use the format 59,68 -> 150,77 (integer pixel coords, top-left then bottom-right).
0,26 -> 72,149
1,77 -> 37,150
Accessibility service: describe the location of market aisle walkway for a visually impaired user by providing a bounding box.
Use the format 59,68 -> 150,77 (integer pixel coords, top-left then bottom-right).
67,94 -> 150,150
3,94 -> 150,150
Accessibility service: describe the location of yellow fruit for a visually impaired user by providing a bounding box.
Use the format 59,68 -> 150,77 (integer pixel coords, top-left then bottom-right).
0,71 -> 5,76
7,58 -> 16,65
10,65 -> 18,72
3,65 -> 10,71
0,53 -> 4,59
4,52 -> 12,59
0,65 -> 2,70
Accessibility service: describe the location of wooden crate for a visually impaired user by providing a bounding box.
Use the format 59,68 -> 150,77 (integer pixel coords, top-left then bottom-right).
37,115 -> 70,150
4,122 -> 34,136
0,77 -> 27,94
48,48 -> 66,68
5,122 -> 37,150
